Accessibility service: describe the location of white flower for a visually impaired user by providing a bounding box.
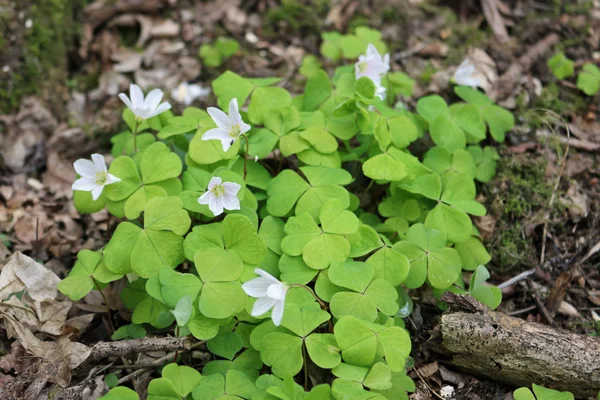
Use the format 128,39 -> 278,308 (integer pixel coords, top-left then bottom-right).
171,82 -> 211,105
118,83 -> 171,120
453,60 -> 481,88
198,177 -> 241,216
355,43 -> 390,85
242,269 -> 289,326
452,49 -> 497,92
202,98 -> 251,152
72,154 -> 121,201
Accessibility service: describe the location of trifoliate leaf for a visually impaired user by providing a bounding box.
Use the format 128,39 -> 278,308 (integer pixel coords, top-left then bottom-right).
259,332 -> 304,378
393,224 -> 462,289
306,333 -> 341,369
207,332 -> 244,360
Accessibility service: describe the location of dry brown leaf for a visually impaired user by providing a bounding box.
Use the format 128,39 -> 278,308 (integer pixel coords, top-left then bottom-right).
0,252 -> 61,302
4,315 -> 91,387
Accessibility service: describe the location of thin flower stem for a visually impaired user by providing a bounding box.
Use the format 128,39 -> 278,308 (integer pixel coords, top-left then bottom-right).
132,118 -> 140,154
93,277 -> 115,334
302,342 -> 309,390
290,284 -> 327,310
242,134 -> 250,180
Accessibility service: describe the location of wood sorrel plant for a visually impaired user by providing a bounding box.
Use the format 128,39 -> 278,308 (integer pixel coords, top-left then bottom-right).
65,29 -> 514,400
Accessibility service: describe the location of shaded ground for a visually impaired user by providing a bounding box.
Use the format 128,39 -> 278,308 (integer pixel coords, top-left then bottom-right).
1,0 -> 600,398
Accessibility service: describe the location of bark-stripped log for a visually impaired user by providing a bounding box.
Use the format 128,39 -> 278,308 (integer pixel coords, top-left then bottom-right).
429,294 -> 600,398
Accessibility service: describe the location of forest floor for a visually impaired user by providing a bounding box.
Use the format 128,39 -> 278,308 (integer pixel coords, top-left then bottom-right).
0,0 -> 599,399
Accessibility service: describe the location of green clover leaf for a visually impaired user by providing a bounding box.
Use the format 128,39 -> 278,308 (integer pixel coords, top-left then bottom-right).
577,63 -> 600,96
259,332 -> 304,378
547,52 -> 575,80
454,86 -> 515,142
469,265 -> 502,309
305,333 -> 341,369
280,288 -> 330,337
393,224 -> 462,289
162,363 -> 202,398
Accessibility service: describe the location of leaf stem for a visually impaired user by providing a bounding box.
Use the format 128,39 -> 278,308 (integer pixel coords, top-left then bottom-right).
242,134 -> 250,180
290,284 -> 327,310
302,342 -> 309,391
93,277 -> 115,334
132,118 -> 140,154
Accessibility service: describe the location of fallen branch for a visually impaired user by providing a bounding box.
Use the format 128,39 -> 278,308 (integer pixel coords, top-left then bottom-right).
86,336 -> 191,363
494,33 -> 560,100
429,293 -> 600,398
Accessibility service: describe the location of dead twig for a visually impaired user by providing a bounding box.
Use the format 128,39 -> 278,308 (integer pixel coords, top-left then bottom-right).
494,33 -> 560,99
86,337 -> 191,363
481,0 -> 510,43
497,267 -> 536,289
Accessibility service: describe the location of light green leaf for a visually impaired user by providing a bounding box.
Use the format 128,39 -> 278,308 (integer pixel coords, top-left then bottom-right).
162,363 -> 202,397
366,247 -> 410,286
577,63 -> 600,95
281,213 -> 321,256
159,267 -> 202,307
302,233 -> 351,270
223,214 -> 267,264
207,332 -> 243,360
280,288 -> 330,337
141,142 -> 182,184
131,230 -> 185,278
548,52 -> 574,80
259,332 -> 304,378
248,87 -> 292,125
320,198 -> 359,235
194,247 -> 243,283
363,153 -> 407,182
99,387 -> 139,400
455,237 -> 491,271
144,196 -> 191,236
329,261 -> 373,292
267,170 -> 310,217
199,281 -> 246,319
305,333 -> 341,369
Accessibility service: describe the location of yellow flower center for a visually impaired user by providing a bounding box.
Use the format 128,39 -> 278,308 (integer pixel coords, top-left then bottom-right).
358,62 -> 368,73
211,184 -> 226,197
95,172 -> 108,185
229,124 -> 241,138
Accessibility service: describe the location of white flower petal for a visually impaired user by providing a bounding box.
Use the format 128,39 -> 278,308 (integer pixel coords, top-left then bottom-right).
254,269 -> 281,284
207,196 -> 224,216
366,43 -> 379,58
242,277 -> 272,297
271,300 -> 285,326
72,177 -> 96,191
206,177 -> 223,191
188,84 -> 210,98
130,84 -> 145,109
239,121 -> 251,135
202,128 -> 231,142
91,185 -> 104,201
198,191 -> 211,205
207,107 -> 232,130
147,102 -> 171,119
118,93 -> 134,111
144,88 -> 164,111
228,98 -> 242,125
222,181 -> 241,196
91,154 -> 107,173
221,193 -> 240,211
73,159 -> 97,178
220,139 -> 234,152
251,296 -> 278,317
106,173 -> 121,185
266,283 -> 287,301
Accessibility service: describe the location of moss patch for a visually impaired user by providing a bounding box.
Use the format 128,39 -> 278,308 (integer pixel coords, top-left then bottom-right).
0,0 -> 82,114
485,153 -> 564,273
